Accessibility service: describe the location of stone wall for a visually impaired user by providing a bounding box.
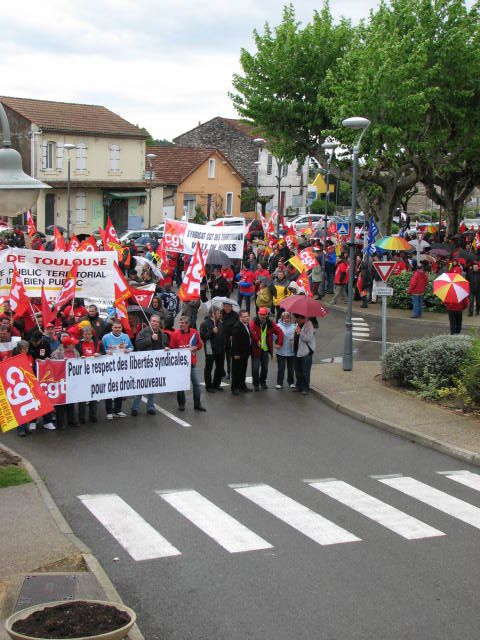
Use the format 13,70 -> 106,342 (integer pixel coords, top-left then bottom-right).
2,105 -> 32,174
174,117 -> 257,185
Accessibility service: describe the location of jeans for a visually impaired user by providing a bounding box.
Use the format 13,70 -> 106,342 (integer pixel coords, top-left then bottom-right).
325,264 -> 335,293
411,294 -> 423,317
237,292 -> 252,313
252,351 -> 270,387
277,354 -> 295,386
131,394 -> 155,412
177,365 -> 202,408
294,353 -> 313,392
105,397 -> 123,414
204,353 -> 224,389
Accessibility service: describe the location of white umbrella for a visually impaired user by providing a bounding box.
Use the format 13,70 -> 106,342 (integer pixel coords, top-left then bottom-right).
409,238 -> 430,250
203,296 -> 240,312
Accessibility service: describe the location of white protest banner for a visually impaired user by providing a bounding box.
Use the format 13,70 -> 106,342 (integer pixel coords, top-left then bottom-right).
0,249 -> 116,303
64,349 -> 191,403
163,220 -> 244,259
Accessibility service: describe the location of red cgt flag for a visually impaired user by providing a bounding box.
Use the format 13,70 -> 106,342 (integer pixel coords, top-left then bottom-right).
67,234 -> 80,252
99,217 -> 121,251
178,244 -> 208,301
113,262 -> 133,305
41,285 -> 57,326
9,265 -> 30,320
114,289 -> 132,335
26,210 -> 37,237
77,235 -> 97,252
54,227 -> 67,251
56,264 -> 78,310
0,354 -> 55,433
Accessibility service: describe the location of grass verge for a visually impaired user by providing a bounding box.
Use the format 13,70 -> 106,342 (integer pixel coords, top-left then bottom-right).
0,464 -> 32,488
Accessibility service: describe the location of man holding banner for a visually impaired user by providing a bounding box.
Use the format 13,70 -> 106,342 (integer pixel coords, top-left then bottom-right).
101,320 -> 133,420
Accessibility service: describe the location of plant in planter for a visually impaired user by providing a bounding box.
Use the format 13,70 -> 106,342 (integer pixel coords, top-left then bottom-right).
5,599 -> 136,640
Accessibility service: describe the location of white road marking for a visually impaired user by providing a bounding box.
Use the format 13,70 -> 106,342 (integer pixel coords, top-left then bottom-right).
141,397 -> 191,428
78,494 -> 181,560
353,338 -> 395,344
157,489 -> 272,553
377,476 -> 480,530
439,470 -> 480,493
308,479 -> 444,540
232,483 -> 360,546
320,357 -> 343,363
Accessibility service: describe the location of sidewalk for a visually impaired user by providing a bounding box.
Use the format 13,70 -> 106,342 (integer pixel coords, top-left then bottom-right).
322,292 -> 480,330
310,361 -> 480,466
0,444 -> 144,640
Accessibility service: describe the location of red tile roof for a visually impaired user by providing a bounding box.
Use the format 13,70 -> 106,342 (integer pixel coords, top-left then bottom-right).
147,146 -> 246,185
0,96 -> 147,138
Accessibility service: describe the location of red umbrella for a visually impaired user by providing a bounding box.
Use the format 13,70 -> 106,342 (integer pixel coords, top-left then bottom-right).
279,295 -> 328,317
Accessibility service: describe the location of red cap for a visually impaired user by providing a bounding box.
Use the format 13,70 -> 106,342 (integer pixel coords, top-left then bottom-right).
258,307 -> 269,316
45,322 -> 55,328
61,336 -> 78,346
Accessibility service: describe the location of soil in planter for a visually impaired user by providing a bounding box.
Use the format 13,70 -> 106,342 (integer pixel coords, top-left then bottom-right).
11,601 -> 131,639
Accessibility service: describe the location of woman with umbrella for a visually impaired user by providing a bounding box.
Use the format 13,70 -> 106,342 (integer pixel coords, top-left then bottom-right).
433,272 -> 470,334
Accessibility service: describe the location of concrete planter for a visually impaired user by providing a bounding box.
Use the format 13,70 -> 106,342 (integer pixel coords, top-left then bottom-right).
5,599 -> 136,640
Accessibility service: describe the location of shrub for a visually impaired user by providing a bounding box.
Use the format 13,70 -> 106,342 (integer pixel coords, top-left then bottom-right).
383,334 -> 472,397
461,334 -> 480,403
387,271 -> 445,312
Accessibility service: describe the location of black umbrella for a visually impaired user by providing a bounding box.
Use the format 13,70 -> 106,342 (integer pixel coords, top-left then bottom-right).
45,225 -> 66,233
430,248 -> 450,257
206,248 -> 231,266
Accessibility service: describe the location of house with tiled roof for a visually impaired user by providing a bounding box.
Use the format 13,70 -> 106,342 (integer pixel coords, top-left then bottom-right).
173,116 -> 309,217
148,146 -> 245,220
0,96 -> 163,233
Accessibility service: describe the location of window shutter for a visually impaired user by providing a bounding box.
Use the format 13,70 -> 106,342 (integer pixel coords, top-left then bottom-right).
41,143 -> 47,170
75,192 -> 87,223
77,143 -> 87,171
56,144 -> 63,171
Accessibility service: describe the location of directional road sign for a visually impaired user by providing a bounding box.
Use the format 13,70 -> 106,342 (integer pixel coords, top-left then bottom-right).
372,261 -> 396,282
337,222 -> 351,236
376,286 -> 394,296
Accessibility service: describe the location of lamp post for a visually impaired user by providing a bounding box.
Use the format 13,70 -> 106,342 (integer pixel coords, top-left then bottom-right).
0,103 -> 50,218
342,116 -> 371,371
252,138 -> 265,220
146,153 -> 156,228
320,141 -> 338,296
63,143 -> 76,239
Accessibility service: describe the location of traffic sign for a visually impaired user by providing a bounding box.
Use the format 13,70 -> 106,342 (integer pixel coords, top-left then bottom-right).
337,222 -> 351,236
372,261 -> 396,282
376,286 -> 394,296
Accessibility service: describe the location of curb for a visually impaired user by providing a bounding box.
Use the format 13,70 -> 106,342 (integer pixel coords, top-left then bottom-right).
0,443 -> 145,640
309,386 -> 480,467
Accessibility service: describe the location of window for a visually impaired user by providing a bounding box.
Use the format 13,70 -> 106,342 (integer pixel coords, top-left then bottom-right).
225,192 -> 233,216
56,143 -> 63,171
42,142 -> 56,170
282,162 -> 288,177
76,143 -> 87,171
208,158 -> 215,178
109,144 -> 120,172
267,154 -> 273,175
75,192 -> 87,224
183,195 -> 196,218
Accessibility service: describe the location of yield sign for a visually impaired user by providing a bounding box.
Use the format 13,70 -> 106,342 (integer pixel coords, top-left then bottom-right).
372,261 -> 396,282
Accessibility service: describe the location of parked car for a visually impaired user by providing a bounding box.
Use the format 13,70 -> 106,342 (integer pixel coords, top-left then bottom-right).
119,229 -> 162,243
206,217 -> 246,227
288,214 -> 323,231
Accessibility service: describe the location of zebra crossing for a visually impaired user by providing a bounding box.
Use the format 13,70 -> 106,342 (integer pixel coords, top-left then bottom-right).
352,316 -> 371,341
78,470 -> 480,562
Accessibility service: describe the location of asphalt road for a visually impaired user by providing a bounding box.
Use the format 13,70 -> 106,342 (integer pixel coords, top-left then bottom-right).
7,309 -> 480,640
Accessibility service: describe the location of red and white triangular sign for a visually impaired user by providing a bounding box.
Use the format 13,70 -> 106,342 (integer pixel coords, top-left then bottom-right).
372,261 -> 396,282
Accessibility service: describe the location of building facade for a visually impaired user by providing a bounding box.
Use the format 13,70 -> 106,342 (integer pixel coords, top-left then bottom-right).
173,117 -> 309,217
0,96 -> 163,234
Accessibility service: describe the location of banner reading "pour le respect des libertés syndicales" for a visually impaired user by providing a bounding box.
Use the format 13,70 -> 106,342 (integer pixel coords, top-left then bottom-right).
37,349 -> 191,405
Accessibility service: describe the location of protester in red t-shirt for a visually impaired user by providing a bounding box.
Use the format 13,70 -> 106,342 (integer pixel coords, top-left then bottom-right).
169,315 -> 205,412
392,254 -> 407,276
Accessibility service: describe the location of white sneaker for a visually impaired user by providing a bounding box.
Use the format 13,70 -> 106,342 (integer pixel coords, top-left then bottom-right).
43,422 -> 56,430
289,384 -> 296,389
275,384 -> 282,389
106,414 -> 114,420
29,422 -> 37,431
114,411 -> 127,418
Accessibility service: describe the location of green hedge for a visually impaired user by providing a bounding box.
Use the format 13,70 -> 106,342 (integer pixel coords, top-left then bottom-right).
383,334 -> 472,398
387,271 -> 445,312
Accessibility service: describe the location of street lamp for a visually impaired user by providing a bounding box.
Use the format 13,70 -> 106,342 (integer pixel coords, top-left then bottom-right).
252,138 -> 265,219
0,103 -> 50,217
342,116 -> 370,372
63,143 -> 76,239
320,141 -> 338,296
146,153 -> 156,228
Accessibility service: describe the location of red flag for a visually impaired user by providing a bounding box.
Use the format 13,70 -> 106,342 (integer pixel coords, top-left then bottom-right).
152,239 -> 168,272
0,354 -> 55,433
67,234 -> 80,252
9,265 -> 30,320
26,210 -> 36,237
130,285 -> 155,308
77,235 -> 97,252
101,216 -> 121,251
297,247 -> 319,271
113,262 -> 133,305
178,244 -> 208,301
114,291 -> 132,335
56,264 -> 78,310
41,285 -> 57,326
296,272 -> 313,297
285,227 -> 299,252
54,227 -> 67,251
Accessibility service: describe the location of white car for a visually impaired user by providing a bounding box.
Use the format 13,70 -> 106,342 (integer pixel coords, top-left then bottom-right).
288,214 -> 323,231
206,217 -> 246,227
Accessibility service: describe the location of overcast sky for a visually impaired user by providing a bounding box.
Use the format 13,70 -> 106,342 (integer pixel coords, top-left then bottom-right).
0,0 -> 437,140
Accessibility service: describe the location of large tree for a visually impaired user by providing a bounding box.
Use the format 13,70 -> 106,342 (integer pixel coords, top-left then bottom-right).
231,0 -> 480,233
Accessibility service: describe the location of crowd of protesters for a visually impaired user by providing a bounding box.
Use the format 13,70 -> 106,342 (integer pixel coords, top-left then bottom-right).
1,216 -> 479,437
